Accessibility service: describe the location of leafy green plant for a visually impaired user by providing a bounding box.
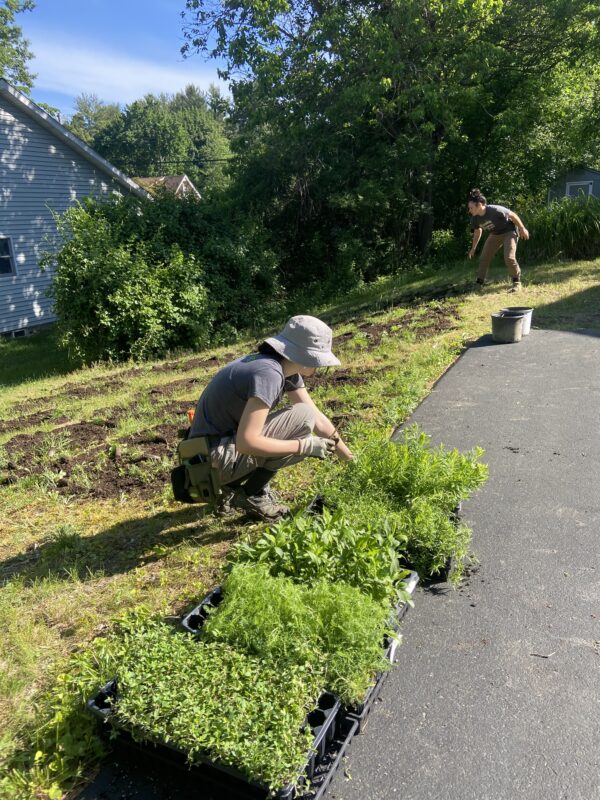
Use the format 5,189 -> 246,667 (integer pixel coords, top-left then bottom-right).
109,614 -> 322,791
204,565 -> 392,704
41,201 -> 214,363
313,425 -> 488,582
323,425 -> 488,515
231,508 -> 411,603
524,196 -> 600,263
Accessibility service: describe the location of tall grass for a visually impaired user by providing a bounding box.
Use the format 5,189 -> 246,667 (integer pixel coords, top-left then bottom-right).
524,197 -> 600,262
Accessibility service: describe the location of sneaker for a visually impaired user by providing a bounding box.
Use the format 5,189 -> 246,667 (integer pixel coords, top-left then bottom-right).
475,279 -> 490,290
508,281 -> 522,293
231,487 -> 290,521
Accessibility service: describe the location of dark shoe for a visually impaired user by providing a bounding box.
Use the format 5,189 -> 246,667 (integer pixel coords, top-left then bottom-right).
215,488 -> 235,517
508,280 -> 522,293
475,279 -> 490,290
231,487 -> 290,521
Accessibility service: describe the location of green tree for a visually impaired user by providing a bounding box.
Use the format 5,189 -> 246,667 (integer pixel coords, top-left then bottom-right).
0,0 -> 35,92
182,0 -> 600,281
66,93 -> 121,145
92,87 -> 232,197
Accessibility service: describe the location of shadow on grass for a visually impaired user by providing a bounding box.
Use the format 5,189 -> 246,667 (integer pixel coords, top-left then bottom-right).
0,329 -> 79,387
0,504 -> 242,586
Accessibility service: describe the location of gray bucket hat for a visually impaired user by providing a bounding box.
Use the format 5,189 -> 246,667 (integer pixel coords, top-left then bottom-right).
265,315 -> 340,368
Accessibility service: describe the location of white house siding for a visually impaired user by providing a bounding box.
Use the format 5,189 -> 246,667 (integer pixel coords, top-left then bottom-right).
0,99 -> 125,334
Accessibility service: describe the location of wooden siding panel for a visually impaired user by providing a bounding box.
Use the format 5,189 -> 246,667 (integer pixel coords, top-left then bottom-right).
0,99 -> 128,333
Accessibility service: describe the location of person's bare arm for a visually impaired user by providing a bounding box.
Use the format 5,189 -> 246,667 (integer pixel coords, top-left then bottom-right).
287,387 -> 354,460
236,398 -> 301,456
508,211 -> 529,240
468,228 -> 482,257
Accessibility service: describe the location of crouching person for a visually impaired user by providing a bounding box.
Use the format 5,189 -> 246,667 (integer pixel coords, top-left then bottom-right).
188,315 -> 354,521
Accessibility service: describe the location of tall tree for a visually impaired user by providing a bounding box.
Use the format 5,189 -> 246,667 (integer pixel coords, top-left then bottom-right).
92,87 -> 232,196
0,0 -> 35,92
66,93 -> 121,145
182,0 -> 600,281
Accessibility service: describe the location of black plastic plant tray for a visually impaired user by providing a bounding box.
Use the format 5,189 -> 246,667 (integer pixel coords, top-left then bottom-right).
180,585 -> 224,634
301,715 -> 358,800
345,569 -> 419,732
87,679 -> 340,800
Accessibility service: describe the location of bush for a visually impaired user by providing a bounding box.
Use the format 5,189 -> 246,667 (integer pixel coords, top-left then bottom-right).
523,196 -> 600,262
42,201 -> 213,362
42,194 -> 283,363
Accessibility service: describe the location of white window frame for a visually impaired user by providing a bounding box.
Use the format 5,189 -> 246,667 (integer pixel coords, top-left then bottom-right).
0,236 -> 17,276
565,181 -> 593,198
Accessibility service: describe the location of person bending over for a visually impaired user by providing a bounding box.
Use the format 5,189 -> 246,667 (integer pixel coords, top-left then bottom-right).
467,188 -> 529,293
188,315 -> 353,521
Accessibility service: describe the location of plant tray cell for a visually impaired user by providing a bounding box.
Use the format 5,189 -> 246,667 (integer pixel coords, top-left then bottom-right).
421,555 -> 455,585
180,585 -> 224,634
87,679 -> 341,800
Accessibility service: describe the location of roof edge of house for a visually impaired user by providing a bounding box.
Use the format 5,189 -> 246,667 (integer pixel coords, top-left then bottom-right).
0,79 -> 151,200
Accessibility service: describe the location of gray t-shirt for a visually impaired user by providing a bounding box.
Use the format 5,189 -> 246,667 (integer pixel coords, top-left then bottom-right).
189,354 -> 305,437
471,204 -> 516,235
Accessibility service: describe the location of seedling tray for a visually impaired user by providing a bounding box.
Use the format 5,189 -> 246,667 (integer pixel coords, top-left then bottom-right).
180,585 -> 224,634
346,570 -> 419,732
87,680 -> 341,800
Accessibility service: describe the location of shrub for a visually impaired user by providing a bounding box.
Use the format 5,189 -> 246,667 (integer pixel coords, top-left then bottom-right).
523,196 -> 600,262
42,202 -> 213,362
42,194 -> 283,362
204,564 -> 392,704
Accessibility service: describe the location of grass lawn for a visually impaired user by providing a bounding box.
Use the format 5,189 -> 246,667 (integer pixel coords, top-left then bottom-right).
1,255 -> 599,799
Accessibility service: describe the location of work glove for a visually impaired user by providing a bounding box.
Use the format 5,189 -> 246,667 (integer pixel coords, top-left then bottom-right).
298,436 -> 336,459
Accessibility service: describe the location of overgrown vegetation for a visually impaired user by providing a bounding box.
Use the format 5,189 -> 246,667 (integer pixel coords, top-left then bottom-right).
522,197 -> 600,263
41,193 -> 281,363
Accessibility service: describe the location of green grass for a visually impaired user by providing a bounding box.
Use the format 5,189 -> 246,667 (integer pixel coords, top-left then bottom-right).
0,330 -> 76,388
0,254 -> 599,799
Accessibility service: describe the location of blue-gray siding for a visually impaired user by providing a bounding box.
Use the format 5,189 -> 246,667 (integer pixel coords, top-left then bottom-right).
548,168 -> 600,203
0,98 -> 125,333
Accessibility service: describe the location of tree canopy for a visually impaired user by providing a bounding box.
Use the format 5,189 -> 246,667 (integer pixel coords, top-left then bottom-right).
181,0 -> 600,281
0,0 -> 35,92
77,85 -> 233,197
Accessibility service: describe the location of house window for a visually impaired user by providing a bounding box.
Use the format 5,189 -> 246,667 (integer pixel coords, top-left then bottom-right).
0,237 -> 16,275
566,181 -> 593,198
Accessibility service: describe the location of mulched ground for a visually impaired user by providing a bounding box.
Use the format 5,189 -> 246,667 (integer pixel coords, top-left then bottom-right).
0,305 -> 459,501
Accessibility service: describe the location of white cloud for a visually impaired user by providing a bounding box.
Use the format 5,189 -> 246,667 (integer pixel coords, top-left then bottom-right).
29,36 -> 227,105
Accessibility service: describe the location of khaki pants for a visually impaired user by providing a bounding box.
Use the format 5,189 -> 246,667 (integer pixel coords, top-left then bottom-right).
477,231 -> 521,282
210,402 -> 316,487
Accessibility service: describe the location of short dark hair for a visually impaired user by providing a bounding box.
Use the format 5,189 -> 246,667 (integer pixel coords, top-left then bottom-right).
468,188 -> 486,205
257,341 -> 284,362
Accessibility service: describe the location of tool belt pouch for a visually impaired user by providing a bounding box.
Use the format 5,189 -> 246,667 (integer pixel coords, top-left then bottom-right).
185,461 -> 220,505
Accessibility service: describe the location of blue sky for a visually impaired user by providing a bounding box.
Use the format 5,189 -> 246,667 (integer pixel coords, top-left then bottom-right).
18,0 -> 225,118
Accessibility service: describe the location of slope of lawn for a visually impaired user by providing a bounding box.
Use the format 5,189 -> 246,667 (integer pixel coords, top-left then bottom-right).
1,255 -> 599,798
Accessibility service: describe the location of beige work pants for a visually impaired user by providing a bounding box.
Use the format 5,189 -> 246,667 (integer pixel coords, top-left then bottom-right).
210,402 -> 316,486
477,231 -> 521,281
